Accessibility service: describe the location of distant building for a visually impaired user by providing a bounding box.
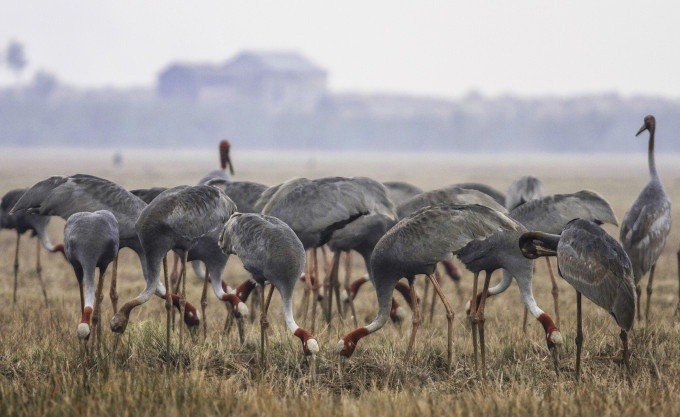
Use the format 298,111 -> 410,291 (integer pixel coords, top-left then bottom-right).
157,51 -> 327,112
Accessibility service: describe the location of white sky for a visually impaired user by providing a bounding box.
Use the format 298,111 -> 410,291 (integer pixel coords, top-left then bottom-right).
1,1 -> 679,98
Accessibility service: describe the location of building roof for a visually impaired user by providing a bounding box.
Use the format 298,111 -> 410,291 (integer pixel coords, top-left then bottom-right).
226,51 -> 326,75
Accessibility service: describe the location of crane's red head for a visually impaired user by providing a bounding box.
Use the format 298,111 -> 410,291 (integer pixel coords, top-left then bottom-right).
219,140 -> 234,175
336,327 -> 369,357
636,115 -> 656,137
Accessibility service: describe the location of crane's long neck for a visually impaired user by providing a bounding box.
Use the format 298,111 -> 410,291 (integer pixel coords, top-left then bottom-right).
648,127 -> 659,180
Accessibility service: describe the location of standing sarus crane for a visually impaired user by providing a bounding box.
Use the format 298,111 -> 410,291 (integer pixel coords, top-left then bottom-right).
520,219 -> 636,382
198,140 -> 235,185
1,188 -> 65,305
620,115 -> 671,323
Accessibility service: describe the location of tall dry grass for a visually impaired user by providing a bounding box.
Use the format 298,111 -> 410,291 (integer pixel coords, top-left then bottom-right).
1,150 -> 679,416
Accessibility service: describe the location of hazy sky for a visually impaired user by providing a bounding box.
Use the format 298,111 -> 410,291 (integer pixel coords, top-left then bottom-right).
1,1 -> 679,98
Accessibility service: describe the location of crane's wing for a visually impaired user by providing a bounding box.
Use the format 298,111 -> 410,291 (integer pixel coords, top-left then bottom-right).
397,186 -> 507,219
205,179 -> 267,213
453,182 -> 506,206
264,177 -> 392,241
138,185 -> 237,242
506,176 -> 544,210
260,177 -> 310,215
373,204 -> 521,276
130,187 -> 168,204
511,190 -> 618,233
557,220 -> 636,330
218,213 -> 305,279
383,181 -> 423,206
619,187 -> 671,280
10,174 -> 146,237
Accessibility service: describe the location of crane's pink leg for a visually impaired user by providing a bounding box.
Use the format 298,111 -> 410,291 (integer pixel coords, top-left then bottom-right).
645,265 -> 656,324
299,250 -> 312,323
109,255 -> 118,314
477,271 -> 492,378
545,257 -> 560,328
200,270 -> 210,342
332,253 -> 344,321
163,255 -> 172,356
441,259 -> 464,303
428,273 -> 455,371
310,248 -> 320,333
35,238 -> 48,306
421,277 -> 430,316
92,268 -> 106,351
676,249 -> 680,316
258,285 -> 269,368
405,280 -> 421,362
179,252 -> 188,357
635,284 -> 642,322
344,251 -> 358,327
13,233 -> 20,304
575,291 -> 583,380
428,270 -> 440,323
470,272 -> 480,371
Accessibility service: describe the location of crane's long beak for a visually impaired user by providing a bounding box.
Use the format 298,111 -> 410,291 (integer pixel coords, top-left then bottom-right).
227,156 -> 235,176
636,124 -> 647,136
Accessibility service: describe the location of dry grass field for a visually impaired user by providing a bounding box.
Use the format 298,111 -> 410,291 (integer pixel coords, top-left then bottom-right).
1,148 -> 679,417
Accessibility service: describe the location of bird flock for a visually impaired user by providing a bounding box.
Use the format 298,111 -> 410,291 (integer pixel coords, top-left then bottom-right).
1,118 -> 677,383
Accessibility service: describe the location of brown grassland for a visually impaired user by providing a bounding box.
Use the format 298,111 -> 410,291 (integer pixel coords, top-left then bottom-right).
0,149 -> 679,417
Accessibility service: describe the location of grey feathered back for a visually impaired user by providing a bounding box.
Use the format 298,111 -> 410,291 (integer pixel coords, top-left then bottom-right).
136,185 -> 236,247
506,176 -> 544,210
619,181 -> 672,283
382,181 -> 423,206
396,186 -> 508,219
453,183 -> 506,206
219,213 -> 305,282
262,177 -> 395,248
11,174 -> 146,241
557,219 -> 636,331
130,187 -> 168,204
511,190 -> 618,233
205,179 -> 267,213
372,204 -> 520,279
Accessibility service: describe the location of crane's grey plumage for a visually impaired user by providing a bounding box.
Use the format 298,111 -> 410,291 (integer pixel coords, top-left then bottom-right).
205,179 -> 267,214
620,116 -> 672,322
396,186 -> 507,219
506,176 -> 544,211
110,185 -> 240,338
339,190 -> 618,373
130,187 -> 168,204
454,182 -> 506,207
2,188 -> 60,252
2,188 -> 65,304
262,177 -> 388,249
129,183 -> 252,324
218,213 -> 319,357
64,211 -> 119,340
188,179 -> 267,281
10,174 -> 201,328
520,219 -> 636,379
382,181 -> 423,206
